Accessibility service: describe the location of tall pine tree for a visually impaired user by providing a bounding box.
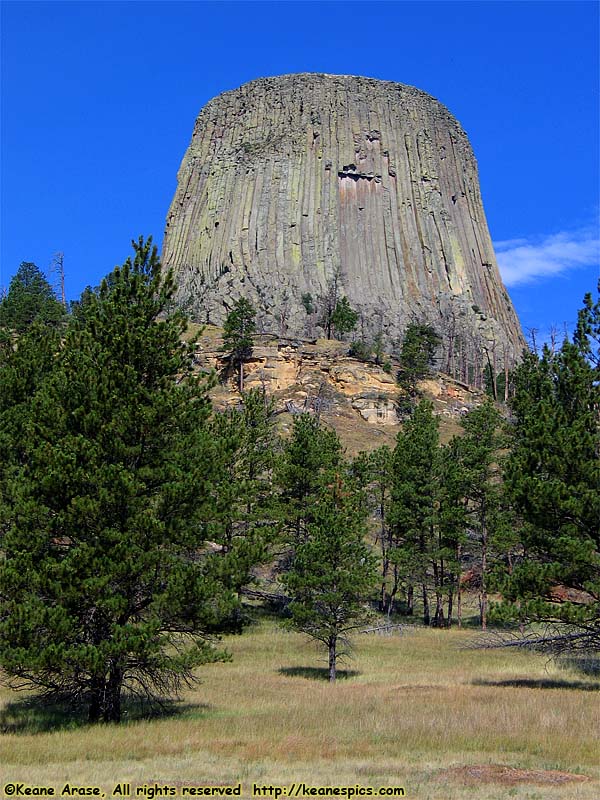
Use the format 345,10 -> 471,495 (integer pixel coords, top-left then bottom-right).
388,399 -> 440,624
206,389 -> 278,598
497,285 -> 600,651
0,238 -> 237,722
352,446 -> 396,615
453,399 -> 505,630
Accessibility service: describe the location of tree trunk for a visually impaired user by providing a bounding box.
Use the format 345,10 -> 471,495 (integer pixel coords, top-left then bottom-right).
447,584 -> 454,628
456,542 -> 463,628
88,674 -> 105,723
239,360 -> 244,393
380,577 -> 387,614
328,637 -> 337,682
378,498 -> 388,613
432,562 -> 444,627
386,565 -> 400,618
479,519 -> 488,631
406,583 -> 414,615
434,592 -> 444,627
422,583 -> 430,626
104,663 -> 123,722
379,530 -> 389,613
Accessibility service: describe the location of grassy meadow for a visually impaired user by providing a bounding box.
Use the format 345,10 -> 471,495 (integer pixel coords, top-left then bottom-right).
0,619 -> 598,800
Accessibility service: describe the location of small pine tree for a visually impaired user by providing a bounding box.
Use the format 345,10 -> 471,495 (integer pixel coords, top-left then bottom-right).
0,262 -> 65,332
331,296 -> 358,339
283,476 -> 377,681
373,332 -> 385,366
396,323 -> 440,398
348,339 -> 372,362
221,297 -> 256,391
301,292 -> 315,315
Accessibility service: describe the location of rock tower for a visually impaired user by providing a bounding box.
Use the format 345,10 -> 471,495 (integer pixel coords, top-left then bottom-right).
163,73 -> 523,361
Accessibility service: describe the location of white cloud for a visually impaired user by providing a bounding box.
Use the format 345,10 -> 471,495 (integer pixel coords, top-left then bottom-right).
494,227 -> 600,287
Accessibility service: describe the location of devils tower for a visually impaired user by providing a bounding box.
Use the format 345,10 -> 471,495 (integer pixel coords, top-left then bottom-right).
163,74 -> 523,360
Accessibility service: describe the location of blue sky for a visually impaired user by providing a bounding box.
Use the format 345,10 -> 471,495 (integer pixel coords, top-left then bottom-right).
1,0 -> 598,340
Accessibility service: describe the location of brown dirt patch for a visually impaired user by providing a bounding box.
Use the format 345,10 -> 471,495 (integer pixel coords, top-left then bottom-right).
443,764 -> 590,786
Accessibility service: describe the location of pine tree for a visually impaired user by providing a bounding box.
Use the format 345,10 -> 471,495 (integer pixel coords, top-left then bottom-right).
352,446 -> 396,615
331,296 -> 358,339
0,262 -> 65,332
206,389 -> 278,598
436,439 -> 469,627
453,399 -> 505,630
388,399 -> 441,624
319,272 -> 341,340
0,323 -> 62,541
0,237 -> 237,722
496,286 -> 600,651
396,323 -> 440,400
283,475 -> 377,681
221,297 -> 256,391
276,413 -> 342,545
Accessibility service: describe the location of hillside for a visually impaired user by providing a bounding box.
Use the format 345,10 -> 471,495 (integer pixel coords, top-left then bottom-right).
188,323 -> 486,453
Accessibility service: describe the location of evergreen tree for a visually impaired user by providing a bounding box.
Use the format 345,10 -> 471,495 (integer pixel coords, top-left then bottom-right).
276,413 -> 342,545
0,323 -> 62,540
436,439 -> 469,627
301,292 -> 315,316
496,287 -> 600,651
453,400 -> 505,629
206,389 -> 279,598
0,262 -> 65,332
574,279 -> 600,368
283,476 -> 377,681
331,296 -> 358,339
0,237 -> 236,722
388,399 -> 441,624
319,273 -> 340,340
352,446 -> 396,615
396,323 -> 440,400
373,332 -> 386,367
221,297 -> 256,391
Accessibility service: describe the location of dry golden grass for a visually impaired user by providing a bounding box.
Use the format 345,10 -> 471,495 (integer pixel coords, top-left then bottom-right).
1,623 -> 598,799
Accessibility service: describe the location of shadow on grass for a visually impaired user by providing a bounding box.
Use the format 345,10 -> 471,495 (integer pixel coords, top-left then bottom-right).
0,696 -> 210,734
473,677 -> 600,692
279,666 -> 360,681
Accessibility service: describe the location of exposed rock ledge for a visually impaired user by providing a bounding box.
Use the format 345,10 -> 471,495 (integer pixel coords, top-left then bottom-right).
191,327 -> 484,450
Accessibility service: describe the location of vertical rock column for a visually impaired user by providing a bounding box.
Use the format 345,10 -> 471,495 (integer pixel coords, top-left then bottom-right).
162,73 -> 524,359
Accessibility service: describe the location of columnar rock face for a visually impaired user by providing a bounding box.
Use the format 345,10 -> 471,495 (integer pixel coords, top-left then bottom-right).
163,73 -> 523,358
